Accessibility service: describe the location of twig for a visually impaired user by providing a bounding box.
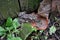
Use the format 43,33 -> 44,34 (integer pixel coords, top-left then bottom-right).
54,33 -> 60,40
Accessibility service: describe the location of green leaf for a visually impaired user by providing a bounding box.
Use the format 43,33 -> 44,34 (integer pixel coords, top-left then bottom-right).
44,36 -> 48,40
19,23 -> 37,40
7,37 -> 22,40
22,23 -> 37,31
40,30 -> 43,33
5,18 -> 20,32
49,25 -> 56,35
7,34 -> 13,38
55,17 -> 58,21
0,26 -> 6,36
13,29 -> 20,34
7,34 -> 22,40
12,18 -> 20,29
6,17 -> 12,27
6,26 -> 14,31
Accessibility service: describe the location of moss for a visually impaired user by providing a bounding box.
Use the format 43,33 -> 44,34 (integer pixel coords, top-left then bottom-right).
0,0 -> 19,20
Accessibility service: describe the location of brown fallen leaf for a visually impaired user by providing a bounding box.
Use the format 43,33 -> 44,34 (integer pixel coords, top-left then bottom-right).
52,0 -> 60,16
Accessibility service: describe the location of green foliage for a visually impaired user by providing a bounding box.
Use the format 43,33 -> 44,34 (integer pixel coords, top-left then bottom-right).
44,36 -> 48,40
6,17 -> 13,27
12,18 -> 20,29
5,17 -> 20,31
39,30 -> 43,33
22,23 -> 37,31
0,26 -> 6,36
19,23 -> 37,40
7,34 -> 22,40
0,17 -> 22,40
0,17 -> 38,40
31,35 -> 40,40
49,25 -> 56,35
0,0 -> 19,20
55,17 -> 58,21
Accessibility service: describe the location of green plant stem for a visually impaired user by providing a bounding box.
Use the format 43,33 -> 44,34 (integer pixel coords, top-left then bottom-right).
1,34 -> 6,39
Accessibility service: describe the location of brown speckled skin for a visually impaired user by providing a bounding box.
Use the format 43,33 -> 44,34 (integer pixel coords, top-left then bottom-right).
36,0 -> 51,30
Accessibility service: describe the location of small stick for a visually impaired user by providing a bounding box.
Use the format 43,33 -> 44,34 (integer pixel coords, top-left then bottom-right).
54,33 -> 60,40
